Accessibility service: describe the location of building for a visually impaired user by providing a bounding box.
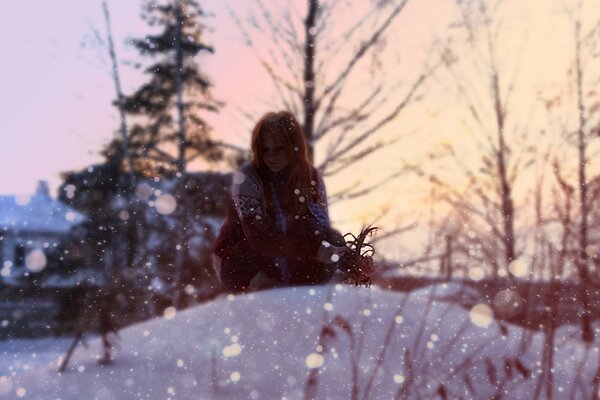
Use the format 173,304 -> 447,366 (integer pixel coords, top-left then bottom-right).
0,181 -> 85,286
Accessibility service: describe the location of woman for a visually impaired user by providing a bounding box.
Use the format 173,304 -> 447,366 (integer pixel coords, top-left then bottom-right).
213,111 -> 348,292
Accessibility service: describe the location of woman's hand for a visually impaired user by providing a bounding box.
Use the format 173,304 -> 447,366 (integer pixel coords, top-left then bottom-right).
317,241 -> 348,264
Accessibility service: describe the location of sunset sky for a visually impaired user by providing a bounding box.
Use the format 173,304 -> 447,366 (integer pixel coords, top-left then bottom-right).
1,0 -> 598,257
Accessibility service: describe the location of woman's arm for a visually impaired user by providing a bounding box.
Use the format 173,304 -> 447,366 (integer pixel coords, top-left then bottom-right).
239,214 -> 321,258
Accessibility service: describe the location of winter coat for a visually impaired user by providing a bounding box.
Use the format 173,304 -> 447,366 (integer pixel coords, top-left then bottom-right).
212,162 -> 331,280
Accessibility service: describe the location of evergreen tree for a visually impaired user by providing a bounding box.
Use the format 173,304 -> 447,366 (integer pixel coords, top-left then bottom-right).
122,0 -> 221,174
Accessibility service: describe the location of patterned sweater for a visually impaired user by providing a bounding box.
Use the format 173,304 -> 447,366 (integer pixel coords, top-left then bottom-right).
213,162 -> 330,261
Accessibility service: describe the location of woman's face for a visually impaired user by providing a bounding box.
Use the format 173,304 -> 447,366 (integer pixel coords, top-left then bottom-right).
261,132 -> 291,172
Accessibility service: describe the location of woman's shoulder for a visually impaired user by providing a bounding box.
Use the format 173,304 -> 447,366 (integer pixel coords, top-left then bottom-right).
232,162 -> 262,194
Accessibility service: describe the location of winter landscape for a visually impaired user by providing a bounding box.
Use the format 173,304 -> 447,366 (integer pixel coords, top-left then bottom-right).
2,0 -> 600,399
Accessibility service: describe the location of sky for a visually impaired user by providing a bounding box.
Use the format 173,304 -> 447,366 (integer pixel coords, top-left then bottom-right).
1,0 -> 598,258
0,0 -> 249,197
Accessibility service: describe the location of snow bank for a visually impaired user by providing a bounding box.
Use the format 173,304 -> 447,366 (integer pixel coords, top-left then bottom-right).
2,284 -> 599,399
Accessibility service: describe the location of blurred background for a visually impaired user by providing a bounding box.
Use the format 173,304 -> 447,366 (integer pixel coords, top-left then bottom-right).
1,0 -> 600,396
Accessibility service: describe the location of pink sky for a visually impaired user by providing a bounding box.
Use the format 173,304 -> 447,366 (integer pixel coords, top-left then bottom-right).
1,0 -> 598,258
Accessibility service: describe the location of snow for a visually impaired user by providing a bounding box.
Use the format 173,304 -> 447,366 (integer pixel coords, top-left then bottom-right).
2,284 -> 599,399
0,193 -> 84,234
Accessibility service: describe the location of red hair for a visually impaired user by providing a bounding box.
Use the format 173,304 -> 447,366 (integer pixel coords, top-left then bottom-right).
251,111 -> 321,214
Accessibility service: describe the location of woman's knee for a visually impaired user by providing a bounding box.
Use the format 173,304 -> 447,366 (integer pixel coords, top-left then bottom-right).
324,228 -> 345,247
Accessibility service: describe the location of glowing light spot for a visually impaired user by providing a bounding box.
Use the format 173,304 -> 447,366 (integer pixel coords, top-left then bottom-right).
177,359 -> 185,367
0,376 -> 13,396
498,269 -> 507,277
223,343 -> 242,357
308,289 -> 316,295
15,195 -> 30,206
470,304 -> 494,328
230,371 -> 241,382
431,334 -> 439,341
395,316 -> 404,324
508,259 -> 528,277
164,307 -> 176,320
155,194 -> 177,215
586,245 -> 598,257
65,211 -> 77,222
231,335 -> 239,343
393,374 -> 405,384
224,327 -> 231,334
25,250 -> 47,273
181,373 -> 196,388
469,267 -> 485,281
227,294 -> 235,301
0,265 -> 11,278
135,183 -> 153,199
299,196 -> 306,202
305,353 -> 324,368
494,289 -> 522,318
16,387 -> 26,397
184,285 -> 195,295
78,365 -> 85,372
363,309 -> 371,316
233,171 -> 246,185
331,254 -> 340,262
324,303 -> 333,311
119,211 -> 130,221
167,386 -> 175,395
65,184 -> 76,199
294,189 -> 300,195
427,341 -> 434,349
143,330 -> 150,337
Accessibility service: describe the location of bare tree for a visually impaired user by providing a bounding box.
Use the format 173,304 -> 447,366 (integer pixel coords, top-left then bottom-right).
541,0 -> 600,342
425,0 -> 534,281
568,0 -> 600,343
230,0 -> 439,204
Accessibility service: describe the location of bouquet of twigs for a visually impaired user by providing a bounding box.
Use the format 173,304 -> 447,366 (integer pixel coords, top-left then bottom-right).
339,225 -> 378,287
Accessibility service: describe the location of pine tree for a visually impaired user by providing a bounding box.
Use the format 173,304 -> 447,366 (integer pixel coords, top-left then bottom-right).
122,0 -> 221,174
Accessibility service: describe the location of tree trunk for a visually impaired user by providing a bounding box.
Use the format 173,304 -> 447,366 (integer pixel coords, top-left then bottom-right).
303,0 -> 318,163
173,0 -> 187,307
574,19 -> 593,343
174,0 -> 186,174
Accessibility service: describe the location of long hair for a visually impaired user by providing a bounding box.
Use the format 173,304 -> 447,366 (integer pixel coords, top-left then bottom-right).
250,111 -> 321,215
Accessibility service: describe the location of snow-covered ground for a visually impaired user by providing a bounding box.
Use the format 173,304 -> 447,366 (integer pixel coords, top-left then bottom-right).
1,283 -> 599,399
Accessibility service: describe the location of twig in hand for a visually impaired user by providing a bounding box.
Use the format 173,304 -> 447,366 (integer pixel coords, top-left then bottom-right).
340,225 -> 378,287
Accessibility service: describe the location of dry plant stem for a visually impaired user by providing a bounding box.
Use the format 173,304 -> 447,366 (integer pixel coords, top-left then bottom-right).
418,303 -> 457,380
362,295 -> 410,400
569,346 -> 593,400
351,294 -> 372,400
304,285 -> 334,400
592,350 -> 600,400
211,347 -> 219,393
410,288 -> 438,365
395,349 -> 417,400
392,289 -> 437,399
58,330 -> 85,372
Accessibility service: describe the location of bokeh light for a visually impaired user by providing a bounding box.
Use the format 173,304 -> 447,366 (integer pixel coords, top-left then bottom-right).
305,353 -> 324,369
155,194 -> 177,215
469,304 -> 493,328
25,249 -> 47,273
